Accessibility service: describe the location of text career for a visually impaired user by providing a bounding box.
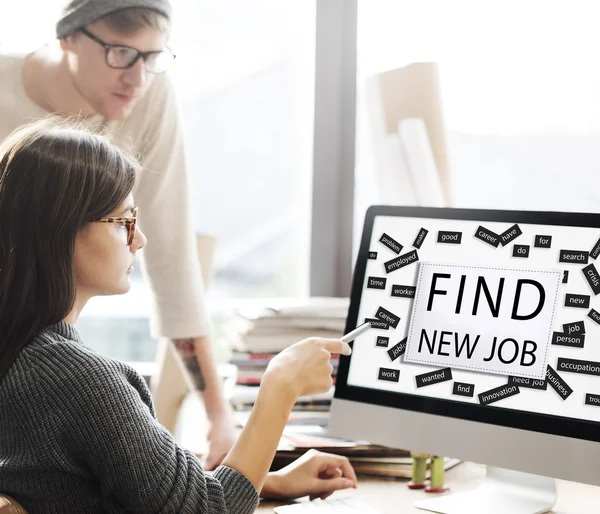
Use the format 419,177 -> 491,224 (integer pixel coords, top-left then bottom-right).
404,263 -> 562,379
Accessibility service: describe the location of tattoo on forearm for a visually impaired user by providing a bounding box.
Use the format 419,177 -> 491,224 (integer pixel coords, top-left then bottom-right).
173,339 -> 206,391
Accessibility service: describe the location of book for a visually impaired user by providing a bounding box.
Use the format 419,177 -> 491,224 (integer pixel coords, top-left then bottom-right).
234,409 -> 330,429
234,297 -> 349,320
351,457 -> 462,479
228,331 -> 343,354
231,384 -> 335,411
224,297 -> 349,353
231,315 -> 347,332
271,442 -> 461,479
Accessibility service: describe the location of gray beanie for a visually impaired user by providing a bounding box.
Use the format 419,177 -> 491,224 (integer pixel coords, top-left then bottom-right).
56,0 -> 172,38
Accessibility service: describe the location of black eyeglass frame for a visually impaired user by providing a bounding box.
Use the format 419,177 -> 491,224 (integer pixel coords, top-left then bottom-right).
80,27 -> 176,74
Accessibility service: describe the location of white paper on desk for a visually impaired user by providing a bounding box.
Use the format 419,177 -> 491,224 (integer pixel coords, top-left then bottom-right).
274,498 -> 382,513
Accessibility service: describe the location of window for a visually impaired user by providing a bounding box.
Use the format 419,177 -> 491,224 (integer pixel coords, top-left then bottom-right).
355,0 -> 600,237
2,1 -> 316,362
170,0 -> 315,302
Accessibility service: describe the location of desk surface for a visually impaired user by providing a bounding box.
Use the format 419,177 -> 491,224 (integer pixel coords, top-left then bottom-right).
257,462 -> 600,513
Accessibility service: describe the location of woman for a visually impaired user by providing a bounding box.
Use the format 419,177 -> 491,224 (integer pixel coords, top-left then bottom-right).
0,118 -> 356,513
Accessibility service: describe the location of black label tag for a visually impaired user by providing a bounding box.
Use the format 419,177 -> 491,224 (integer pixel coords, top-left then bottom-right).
391,285 -> 416,298
378,367 -> 400,382
375,306 -> 400,329
379,233 -> 403,254
563,320 -> 585,335
413,228 -> 429,249
588,309 -> 600,326
585,393 -> 600,407
376,336 -> 390,347
508,376 -> 547,390
368,251 -> 378,260
478,383 -> 520,405
500,224 -> 522,246
551,331 -> 585,348
534,235 -> 552,248
452,382 -> 475,397
546,365 -> 573,400
474,225 -> 501,247
583,263 -> 600,295
437,231 -> 462,244
563,270 -> 569,284
415,367 -> 453,388
365,318 -> 389,330
512,244 -> 530,258
387,338 -> 407,361
384,250 -> 419,274
559,250 -> 589,264
565,294 -> 590,309
557,357 -> 600,376
591,237 -> 600,260
367,276 -> 387,290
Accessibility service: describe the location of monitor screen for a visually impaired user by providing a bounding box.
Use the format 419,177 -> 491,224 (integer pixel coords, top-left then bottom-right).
335,206 -> 600,443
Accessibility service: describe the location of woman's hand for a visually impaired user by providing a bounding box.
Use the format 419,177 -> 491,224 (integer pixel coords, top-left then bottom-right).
263,338 -> 352,402
220,339 -> 351,494
261,450 -> 358,501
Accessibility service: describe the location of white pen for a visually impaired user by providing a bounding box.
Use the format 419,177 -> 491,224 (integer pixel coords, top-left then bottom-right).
340,322 -> 373,343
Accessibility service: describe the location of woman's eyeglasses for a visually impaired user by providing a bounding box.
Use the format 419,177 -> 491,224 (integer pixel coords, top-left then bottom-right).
94,207 -> 138,246
80,28 -> 176,74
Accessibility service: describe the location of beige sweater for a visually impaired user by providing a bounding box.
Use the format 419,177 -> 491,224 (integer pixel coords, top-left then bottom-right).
0,51 -> 210,340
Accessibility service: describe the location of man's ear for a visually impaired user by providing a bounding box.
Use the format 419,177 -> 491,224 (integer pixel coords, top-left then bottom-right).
59,34 -> 75,52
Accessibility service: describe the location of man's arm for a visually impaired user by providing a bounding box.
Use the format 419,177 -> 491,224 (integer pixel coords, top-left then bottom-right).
125,74 -> 236,467
172,335 -> 232,418
172,338 -> 206,391
173,335 -> 237,470
133,74 -> 210,340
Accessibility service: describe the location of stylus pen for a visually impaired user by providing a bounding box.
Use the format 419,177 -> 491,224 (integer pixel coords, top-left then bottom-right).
340,322 -> 373,343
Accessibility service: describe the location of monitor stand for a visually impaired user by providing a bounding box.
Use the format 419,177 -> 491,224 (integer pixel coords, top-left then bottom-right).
413,466 -> 557,514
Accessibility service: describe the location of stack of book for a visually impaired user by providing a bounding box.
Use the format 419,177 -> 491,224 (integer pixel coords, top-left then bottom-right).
273,442 -> 460,479
230,384 -> 336,412
231,353 -> 341,390
226,297 -> 348,354
233,410 -> 461,479
226,297 -> 348,410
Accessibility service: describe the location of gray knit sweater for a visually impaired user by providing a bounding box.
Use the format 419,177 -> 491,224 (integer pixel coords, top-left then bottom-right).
0,322 -> 259,513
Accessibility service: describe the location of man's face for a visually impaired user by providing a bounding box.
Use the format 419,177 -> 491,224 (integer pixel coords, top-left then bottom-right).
60,20 -> 169,120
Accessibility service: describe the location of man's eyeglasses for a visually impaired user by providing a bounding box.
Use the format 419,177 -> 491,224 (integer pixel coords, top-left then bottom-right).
94,207 -> 138,246
80,28 -> 175,74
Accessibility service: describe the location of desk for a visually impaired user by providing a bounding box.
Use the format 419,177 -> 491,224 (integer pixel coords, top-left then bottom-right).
257,462 -> 600,513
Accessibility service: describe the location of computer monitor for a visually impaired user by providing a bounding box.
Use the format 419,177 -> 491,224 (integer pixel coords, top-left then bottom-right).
329,205 -> 600,514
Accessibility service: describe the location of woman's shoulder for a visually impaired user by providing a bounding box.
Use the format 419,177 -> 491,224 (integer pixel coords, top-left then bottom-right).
22,325 -> 148,395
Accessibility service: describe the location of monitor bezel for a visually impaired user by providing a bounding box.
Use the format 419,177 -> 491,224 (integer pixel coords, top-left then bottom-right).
335,205 -> 600,443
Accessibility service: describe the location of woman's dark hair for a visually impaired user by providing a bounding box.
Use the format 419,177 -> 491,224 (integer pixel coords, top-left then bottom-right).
0,117 -> 139,380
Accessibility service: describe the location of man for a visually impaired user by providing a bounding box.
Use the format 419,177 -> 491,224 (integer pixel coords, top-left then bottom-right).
0,0 -> 236,469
